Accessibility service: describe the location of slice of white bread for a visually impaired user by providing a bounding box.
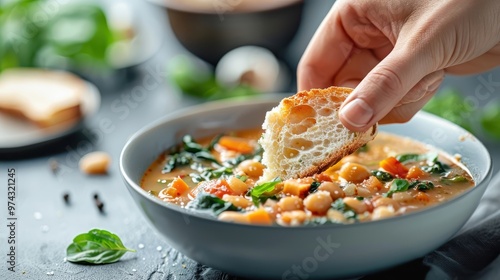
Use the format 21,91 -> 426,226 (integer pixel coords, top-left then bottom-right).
0,68 -> 85,127
259,86 -> 377,182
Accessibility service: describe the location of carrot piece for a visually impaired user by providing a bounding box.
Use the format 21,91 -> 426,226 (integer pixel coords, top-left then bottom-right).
406,166 -> 427,179
246,208 -> 273,225
282,178 -> 313,197
379,157 -> 409,178
218,136 -> 254,154
414,191 -> 430,203
171,177 -> 190,194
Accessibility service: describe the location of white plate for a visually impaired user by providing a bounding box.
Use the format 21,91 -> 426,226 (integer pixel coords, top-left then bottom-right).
0,82 -> 101,152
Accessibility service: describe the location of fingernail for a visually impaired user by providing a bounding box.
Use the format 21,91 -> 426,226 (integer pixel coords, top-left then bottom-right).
340,99 -> 373,128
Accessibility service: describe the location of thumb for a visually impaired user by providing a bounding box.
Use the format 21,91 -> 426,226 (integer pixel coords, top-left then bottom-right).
339,47 -> 436,131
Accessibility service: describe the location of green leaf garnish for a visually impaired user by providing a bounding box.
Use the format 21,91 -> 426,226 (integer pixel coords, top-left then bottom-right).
250,178 -> 282,206
331,198 -> 357,220
309,181 -> 321,193
409,180 -> 435,191
385,179 -> 410,197
422,161 -> 449,175
66,229 -> 135,264
396,153 -> 438,164
441,175 -> 468,184
371,170 -> 393,182
190,166 -> 233,183
186,193 -> 240,216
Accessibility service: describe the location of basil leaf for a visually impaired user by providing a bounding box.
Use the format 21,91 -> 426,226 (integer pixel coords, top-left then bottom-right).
186,193 -> 240,216
371,170 -> 393,182
441,175 -> 468,184
250,178 -> 282,206
385,179 -> 410,197
66,229 -> 135,264
396,153 -> 438,164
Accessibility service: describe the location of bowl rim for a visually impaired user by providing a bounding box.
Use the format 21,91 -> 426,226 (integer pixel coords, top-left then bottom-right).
146,0 -> 304,15
120,96 -> 493,231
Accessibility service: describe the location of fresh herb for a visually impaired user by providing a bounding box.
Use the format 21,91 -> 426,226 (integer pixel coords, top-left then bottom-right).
236,175 -> 248,182
168,55 -> 259,100
190,166 -> 233,183
385,179 -> 410,197
224,145 -> 263,167
396,153 -> 438,164
357,144 -> 369,153
163,135 -> 220,173
356,196 -> 364,201
163,152 -> 193,173
441,175 -> 468,184
371,170 -> 393,182
309,181 -> 321,193
66,229 -> 135,264
409,181 -> 435,191
422,161 -> 449,175
423,88 -> 474,132
331,198 -> 357,220
182,135 -> 219,164
208,134 -> 224,151
186,193 -> 240,216
250,178 -> 282,206
0,1 -> 124,72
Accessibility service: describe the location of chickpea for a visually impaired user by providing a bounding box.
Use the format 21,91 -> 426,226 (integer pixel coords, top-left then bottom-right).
222,194 -> 252,208
317,182 -> 345,200
237,160 -> 265,178
277,196 -> 303,212
372,197 -> 400,210
279,210 -> 308,226
227,177 -> 249,195
339,162 -> 371,183
343,197 -> 368,214
79,151 -> 111,174
218,211 -> 250,224
326,209 -> 347,223
303,191 -> 333,215
372,206 -> 396,220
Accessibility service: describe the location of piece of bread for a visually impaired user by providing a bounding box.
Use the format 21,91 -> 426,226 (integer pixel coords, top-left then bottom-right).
259,86 -> 377,182
0,68 -> 85,127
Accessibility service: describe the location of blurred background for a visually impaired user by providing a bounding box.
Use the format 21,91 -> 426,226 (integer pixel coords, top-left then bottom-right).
0,0 -> 499,154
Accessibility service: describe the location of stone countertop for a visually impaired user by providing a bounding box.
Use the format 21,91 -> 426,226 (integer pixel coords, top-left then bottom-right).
1,1 -> 499,279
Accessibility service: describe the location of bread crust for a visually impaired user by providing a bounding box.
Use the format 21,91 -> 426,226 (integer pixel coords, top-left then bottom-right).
259,86 -> 377,181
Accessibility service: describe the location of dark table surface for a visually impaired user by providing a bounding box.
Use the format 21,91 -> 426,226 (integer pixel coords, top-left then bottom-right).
1,1 -> 499,279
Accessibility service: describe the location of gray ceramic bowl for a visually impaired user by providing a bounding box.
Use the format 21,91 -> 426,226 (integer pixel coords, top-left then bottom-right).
146,0 -> 304,64
120,95 -> 492,279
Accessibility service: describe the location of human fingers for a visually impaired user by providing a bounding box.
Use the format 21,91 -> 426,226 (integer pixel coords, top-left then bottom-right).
338,45 -> 437,132
398,70 -> 445,105
297,2 -> 354,91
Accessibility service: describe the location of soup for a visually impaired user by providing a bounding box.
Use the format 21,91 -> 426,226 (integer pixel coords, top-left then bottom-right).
141,130 -> 474,226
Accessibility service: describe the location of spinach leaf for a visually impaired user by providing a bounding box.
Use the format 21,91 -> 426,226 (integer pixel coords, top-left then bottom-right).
186,193 -> 240,216
66,229 -> 135,264
250,178 -> 282,206
371,170 -> 393,182
190,166 -> 233,183
396,153 -> 438,164
309,181 -> 321,194
409,181 -> 435,191
331,198 -> 357,220
163,152 -> 193,173
224,145 -> 263,167
441,175 -> 468,184
385,179 -> 410,197
422,161 -> 449,175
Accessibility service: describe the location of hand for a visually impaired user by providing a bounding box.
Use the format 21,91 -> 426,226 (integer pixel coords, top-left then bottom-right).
298,0 -> 500,131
